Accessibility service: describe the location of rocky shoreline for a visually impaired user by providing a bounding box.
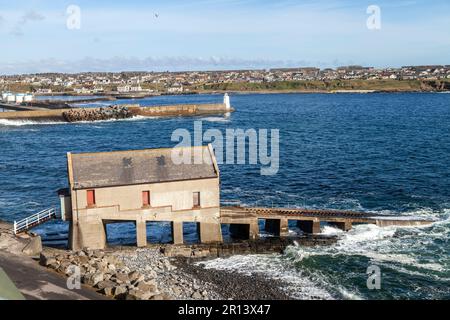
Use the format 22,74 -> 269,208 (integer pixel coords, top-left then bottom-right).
174,257 -> 292,300
1,219 -> 336,300
35,236 -> 339,300
37,246 -> 295,300
1,216 -> 336,301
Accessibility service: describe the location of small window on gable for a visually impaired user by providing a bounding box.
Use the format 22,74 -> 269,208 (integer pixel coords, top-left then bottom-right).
193,192 -> 201,208
87,190 -> 96,206
142,191 -> 150,207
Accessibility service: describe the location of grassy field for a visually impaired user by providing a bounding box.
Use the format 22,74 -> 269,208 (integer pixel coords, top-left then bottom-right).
193,79 -> 450,93
2,79 -> 450,94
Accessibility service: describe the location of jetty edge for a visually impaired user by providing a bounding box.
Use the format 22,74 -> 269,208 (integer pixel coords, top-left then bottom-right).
0,102 -> 233,122
0,94 -> 233,122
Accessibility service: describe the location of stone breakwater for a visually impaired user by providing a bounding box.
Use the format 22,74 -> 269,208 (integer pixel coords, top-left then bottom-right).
0,103 -> 231,122
62,106 -> 133,122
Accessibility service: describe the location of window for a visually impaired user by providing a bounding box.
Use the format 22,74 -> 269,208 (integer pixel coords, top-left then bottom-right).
87,190 -> 96,206
142,191 -> 150,207
193,192 -> 201,208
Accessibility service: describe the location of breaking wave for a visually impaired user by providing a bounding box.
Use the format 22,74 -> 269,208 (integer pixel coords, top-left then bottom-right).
199,116 -> 231,123
0,115 -> 154,127
198,208 -> 450,300
0,119 -> 66,126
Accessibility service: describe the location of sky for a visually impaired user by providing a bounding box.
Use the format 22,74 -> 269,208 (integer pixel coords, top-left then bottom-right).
0,0 -> 449,74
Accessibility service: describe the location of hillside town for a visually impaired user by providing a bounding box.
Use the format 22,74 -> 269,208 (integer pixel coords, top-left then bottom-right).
0,65 -> 449,95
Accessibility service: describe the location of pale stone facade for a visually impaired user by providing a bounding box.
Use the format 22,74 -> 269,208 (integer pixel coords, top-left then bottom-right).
61,145 -> 223,250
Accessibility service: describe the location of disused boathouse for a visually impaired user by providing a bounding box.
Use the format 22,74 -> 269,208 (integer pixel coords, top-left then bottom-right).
57,145 -> 434,251
61,145 -> 223,250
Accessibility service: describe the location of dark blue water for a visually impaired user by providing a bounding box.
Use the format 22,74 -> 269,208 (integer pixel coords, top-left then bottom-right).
1,93 -> 449,299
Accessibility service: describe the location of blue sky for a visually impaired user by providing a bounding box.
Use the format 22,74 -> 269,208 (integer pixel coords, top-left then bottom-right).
0,0 -> 449,74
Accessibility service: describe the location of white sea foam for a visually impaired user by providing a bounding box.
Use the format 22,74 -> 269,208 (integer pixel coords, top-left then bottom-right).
199,116 -> 230,123
196,254 -> 336,300
199,207 -> 449,300
290,210 -> 450,272
0,119 -> 66,126
0,115 -> 153,127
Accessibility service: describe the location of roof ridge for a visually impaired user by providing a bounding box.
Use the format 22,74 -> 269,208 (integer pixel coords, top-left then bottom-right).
68,145 -> 219,190
70,145 -> 209,157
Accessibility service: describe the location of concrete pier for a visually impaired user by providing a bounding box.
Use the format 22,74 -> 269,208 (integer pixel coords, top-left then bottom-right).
198,222 -> 223,243
329,221 -> 352,231
171,222 -> 184,245
66,205 -> 435,250
297,220 -> 322,234
265,218 -> 289,236
136,220 -> 147,248
0,103 -> 233,122
221,206 -> 435,240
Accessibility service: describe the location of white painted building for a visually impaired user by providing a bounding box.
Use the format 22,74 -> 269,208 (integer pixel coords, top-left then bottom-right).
1,92 -> 34,104
24,94 -> 34,102
168,84 -> 183,93
117,85 -> 143,93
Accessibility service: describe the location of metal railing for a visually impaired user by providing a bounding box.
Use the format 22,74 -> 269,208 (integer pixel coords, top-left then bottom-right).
13,207 -> 57,235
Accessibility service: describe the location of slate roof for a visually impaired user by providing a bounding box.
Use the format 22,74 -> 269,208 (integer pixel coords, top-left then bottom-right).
68,145 -> 218,190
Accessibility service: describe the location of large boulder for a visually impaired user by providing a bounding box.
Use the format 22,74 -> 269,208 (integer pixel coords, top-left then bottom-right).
96,280 -> 116,290
113,285 -> 127,297
113,272 -> 130,284
125,289 -> 157,301
22,235 -> 42,256
39,252 -> 57,267
82,272 -> 104,286
136,281 -> 157,293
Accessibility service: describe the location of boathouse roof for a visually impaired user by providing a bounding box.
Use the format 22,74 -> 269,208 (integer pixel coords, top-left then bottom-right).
67,145 -> 219,190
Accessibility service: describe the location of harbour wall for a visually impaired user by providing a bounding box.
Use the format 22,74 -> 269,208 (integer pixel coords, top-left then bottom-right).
0,103 -> 231,122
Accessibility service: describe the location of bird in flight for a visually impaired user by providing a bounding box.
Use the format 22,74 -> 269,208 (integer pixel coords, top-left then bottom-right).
154,13 -> 159,18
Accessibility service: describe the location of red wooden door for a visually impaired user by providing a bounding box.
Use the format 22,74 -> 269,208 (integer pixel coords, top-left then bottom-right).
142,191 -> 150,206
87,190 -> 96,206
193,192 -> 200,207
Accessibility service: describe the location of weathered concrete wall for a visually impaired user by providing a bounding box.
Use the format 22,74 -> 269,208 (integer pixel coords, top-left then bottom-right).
69,177 -> 221,250
0,108 -> 67,121
161,236 -> 338,258
73,178 -> 219,212
0,221 -> 42,256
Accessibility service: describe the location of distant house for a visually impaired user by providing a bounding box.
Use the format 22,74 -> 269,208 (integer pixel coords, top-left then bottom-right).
36,88 -> 52,94
1,92 -> 33,104
117,85 -> 143,93
167,83 -> 183,93
74,87 -> 92,94
60,145 -> 222,250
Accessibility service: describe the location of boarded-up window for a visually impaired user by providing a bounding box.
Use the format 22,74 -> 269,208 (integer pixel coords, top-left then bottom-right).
193,192 -> 200,207
87,190 -> 96,206
142,191 -> 150,207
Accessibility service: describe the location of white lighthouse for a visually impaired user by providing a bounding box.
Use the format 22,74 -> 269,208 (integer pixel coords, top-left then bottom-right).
224,93 -> 231,110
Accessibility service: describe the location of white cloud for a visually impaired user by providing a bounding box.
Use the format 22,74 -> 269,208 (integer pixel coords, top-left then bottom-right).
10,10 -> 45,37
19,10 -> 45,24
0,56 -> 348,75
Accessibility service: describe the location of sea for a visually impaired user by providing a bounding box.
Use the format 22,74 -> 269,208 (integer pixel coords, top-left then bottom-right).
0,92 -> 449,299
